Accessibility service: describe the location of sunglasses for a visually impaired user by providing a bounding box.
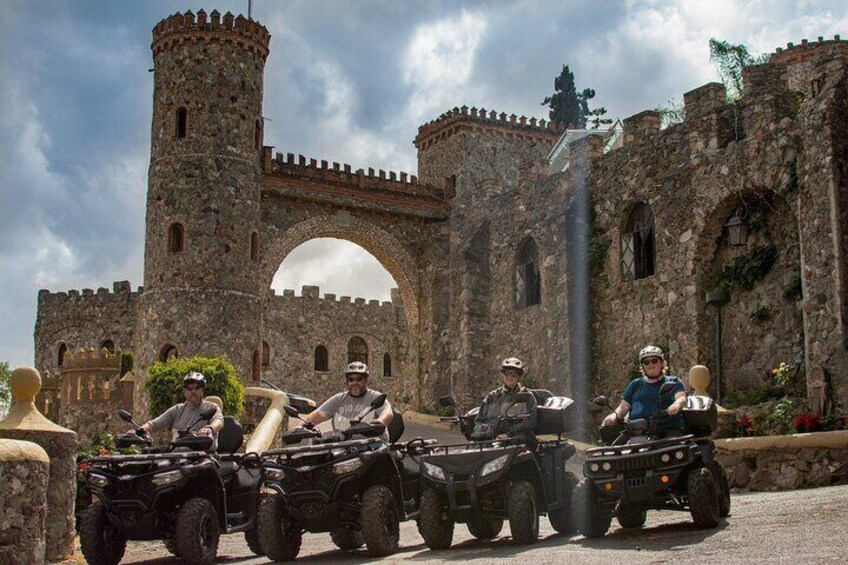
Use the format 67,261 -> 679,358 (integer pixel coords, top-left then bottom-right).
641,358 -> 662,367
346,375 -> 367,383
184,384 -> 203,391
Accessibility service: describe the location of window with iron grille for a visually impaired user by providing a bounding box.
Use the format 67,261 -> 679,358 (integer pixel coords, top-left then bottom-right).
621,203 -> 656,280
516,238 -> 541,307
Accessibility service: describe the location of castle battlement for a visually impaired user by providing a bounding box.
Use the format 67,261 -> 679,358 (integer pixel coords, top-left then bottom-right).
152,9 -> 271,60
414,105 -> 565,151
771,35 -> 846,65
270,285 -> 396,309
38,281 -> 141,304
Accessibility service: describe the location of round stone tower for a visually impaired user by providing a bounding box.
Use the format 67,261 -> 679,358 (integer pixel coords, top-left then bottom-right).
135,9 -> 270,399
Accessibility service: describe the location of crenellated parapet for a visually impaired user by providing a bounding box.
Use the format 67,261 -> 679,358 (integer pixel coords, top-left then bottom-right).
745,35 -> 847,97
414,105 -> 565,151
37,280 -> 141,305
151,9 -> 270,60
269,285 -> 397,310
770,35 -> 846,66
262,150 -> 449,219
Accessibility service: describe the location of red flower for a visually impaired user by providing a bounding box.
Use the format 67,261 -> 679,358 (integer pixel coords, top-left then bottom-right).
736,416 -> 754,436
78,462 -> 90,475
794,413 -> 823,433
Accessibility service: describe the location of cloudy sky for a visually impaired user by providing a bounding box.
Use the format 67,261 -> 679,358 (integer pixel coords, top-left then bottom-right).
1,0 -> 845,370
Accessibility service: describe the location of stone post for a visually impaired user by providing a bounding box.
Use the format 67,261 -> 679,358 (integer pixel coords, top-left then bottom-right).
687,364 -> 736,438
0,367 -> 78,562
0,439 -> 50,565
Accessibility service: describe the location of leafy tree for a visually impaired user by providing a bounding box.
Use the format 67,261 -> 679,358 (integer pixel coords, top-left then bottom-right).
0,361 -> 10,417
655,97 -> 685,129
541,64 -> 611,129
144,355 -> 244,419
709,38 -> 771,100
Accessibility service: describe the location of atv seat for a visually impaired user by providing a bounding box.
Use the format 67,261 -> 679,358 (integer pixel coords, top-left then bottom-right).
387,407 -> 405,443
529,389 -> 554,405
534,396 -> 576,435
682,395 -> 717,436
217,417 -> 244,454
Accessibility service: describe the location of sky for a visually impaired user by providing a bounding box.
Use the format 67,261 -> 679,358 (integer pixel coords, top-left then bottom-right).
1,0 -> 845,370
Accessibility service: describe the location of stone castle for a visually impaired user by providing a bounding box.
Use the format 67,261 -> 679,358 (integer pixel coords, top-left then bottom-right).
34,8 -> 847,420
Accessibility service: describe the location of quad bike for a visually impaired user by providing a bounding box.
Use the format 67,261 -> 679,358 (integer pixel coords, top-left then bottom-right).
257,394 -> 435,561
576,381 -> 731,537
79,408 -> 263,565
416,390 -> 579,548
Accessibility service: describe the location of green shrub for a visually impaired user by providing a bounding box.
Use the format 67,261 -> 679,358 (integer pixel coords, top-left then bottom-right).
145,355 -> 244,419
717,243 -> 778,291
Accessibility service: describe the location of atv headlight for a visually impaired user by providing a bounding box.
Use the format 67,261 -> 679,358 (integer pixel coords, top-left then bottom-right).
151,470 -> 182,487
264,467 -> 286,481
674,450 -> 685,461
480,454 -> 509,477
422,462 -> 446,481
602,462 -> 612,472
590,463 -> 600,473
88,473 -> 109,488
156,459 -> 173,467
332,458 -> 363,475
661,453 -> 671,463
331,447 -> 350,458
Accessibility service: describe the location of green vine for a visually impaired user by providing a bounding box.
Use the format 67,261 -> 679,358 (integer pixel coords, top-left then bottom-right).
588,235 -> 611,275
783,276 -> 802,302
717,243 -> 778,290
750,305 -> 771,324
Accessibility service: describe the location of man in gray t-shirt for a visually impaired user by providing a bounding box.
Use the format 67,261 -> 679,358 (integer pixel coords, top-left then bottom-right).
139,372 -> 224,450
299,362 -> 393,439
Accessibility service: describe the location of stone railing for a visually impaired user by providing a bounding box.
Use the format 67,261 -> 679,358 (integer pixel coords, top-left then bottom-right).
0,439 -> 50,564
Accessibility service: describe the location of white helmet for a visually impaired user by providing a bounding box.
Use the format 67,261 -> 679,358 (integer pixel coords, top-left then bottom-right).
501,357 -> 525,374
638,345 -> 664,362
345,361 -> 369,376
183,371 -> 206,387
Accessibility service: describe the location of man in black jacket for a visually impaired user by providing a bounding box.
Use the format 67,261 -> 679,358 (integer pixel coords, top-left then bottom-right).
473,357 -> 537,442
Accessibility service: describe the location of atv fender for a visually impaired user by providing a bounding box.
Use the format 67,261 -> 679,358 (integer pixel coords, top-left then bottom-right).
363,454 -> 405,519
180,466 -> 227,530
507,458 -> 546,511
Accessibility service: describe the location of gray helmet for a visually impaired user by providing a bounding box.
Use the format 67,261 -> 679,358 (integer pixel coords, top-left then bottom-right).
345,361 -> 369,377
501,357 -> 525,374
183,371 -> 206,387
639,345 -> 664,362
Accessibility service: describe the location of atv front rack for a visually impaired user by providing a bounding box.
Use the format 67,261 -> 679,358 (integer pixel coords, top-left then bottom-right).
85,451 -> 211,463
586,434 -> 695,458
263,437 -> 383,458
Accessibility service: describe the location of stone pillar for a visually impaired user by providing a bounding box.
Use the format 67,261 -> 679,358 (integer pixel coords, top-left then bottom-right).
687,364 -> 736,438
0,367 -> 78,562
0,439 -> 50,565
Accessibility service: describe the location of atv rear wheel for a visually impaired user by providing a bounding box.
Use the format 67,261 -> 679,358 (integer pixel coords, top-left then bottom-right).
508,481 -> 539,545
573,479 -> 611,538
361,485 -> 400,557
548,504 -> 576,534
616,503 -> 647,529
257,495 -> 302,561
687,467 -> 720,528
330,527 -> 365,550
175,498 -> 219,565
467,515 -> 504,539
417,488 -> 454,549
710,461 -> 731,517
79,502 -> 126,565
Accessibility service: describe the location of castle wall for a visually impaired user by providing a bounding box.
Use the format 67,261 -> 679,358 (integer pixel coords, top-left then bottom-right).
261,285 -> 409,406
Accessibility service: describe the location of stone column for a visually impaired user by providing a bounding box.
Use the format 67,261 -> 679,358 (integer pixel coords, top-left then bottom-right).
688,364 -> 736,438
0,439 -> 50,565
0,367 -> 78,562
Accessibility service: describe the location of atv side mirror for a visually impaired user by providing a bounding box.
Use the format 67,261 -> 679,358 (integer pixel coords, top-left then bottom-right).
370,393 -> 387,409
284,405 -> 300,418
117,410 -> 133,423
592,395 -> 611,407
659,382 -> 677,396
201,405 -> 218,420
438,396 -> 457,408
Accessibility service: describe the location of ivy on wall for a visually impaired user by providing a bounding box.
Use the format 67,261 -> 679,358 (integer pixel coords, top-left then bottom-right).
717,243 -> 778,291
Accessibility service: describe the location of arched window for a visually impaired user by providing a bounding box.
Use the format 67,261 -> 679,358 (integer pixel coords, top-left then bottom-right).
383,353 -> 392,377
57,342 -> 68,367
621,203 -> 656,280
101,340 -> 115,353
254,119 -> 263,149
251,231 -> 259,261
314,345 -> 329,372
262,341 -> 270,368
516,237 -> 541,307
168,223 -> 184,253
252,350 -> 261,383
159,344 -> 178,363
176,107 -> 187,138
347,337 -> 368,365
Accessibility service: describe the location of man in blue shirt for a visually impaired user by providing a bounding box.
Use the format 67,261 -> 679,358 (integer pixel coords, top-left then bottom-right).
602,345 -> 687,436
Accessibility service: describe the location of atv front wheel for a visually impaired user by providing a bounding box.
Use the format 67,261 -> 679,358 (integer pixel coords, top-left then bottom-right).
710,461 -> 731,517
79,503 -> 127,565
616,503 -> 647,529
163,537 -> 180,557
687,467 -> 720,528
573,479 -> 611,538
548,504 -> 576,535
175,498 -> 219,565
361,485 -> 400,557
257,495 -> 302,561
330,527 -> 365,550
467,515 -> 504,539
417,488 -> 454,549
244,527 -> 263,556
508,481 -> 539,545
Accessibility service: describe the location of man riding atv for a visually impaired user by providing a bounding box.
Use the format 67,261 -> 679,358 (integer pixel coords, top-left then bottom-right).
473,357 -> 537,442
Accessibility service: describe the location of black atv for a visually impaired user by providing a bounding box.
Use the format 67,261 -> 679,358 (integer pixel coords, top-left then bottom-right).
79,408 -> 264,565
416,390 -> 579,548
576,382 -> 731,537
257,394 -> 434,561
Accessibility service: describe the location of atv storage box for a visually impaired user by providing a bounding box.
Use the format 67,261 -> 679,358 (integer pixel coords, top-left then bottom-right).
535,396 -> 576,435
682,395 -> 717,436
